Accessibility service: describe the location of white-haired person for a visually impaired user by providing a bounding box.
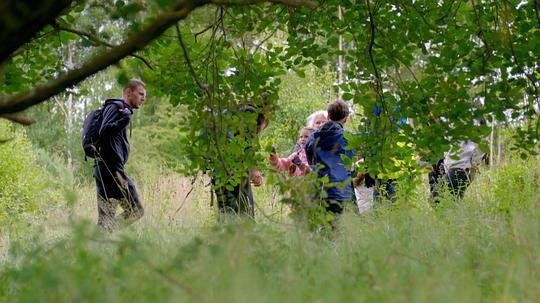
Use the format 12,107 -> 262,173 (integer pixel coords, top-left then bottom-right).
306,110 -> 328,130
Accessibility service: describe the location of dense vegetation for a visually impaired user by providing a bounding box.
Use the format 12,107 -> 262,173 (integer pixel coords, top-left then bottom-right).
0,0 -> 539,302
0,153 -> 538,302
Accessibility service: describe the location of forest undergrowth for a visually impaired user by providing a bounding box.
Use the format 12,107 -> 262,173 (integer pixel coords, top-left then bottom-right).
0,155 -> 538,302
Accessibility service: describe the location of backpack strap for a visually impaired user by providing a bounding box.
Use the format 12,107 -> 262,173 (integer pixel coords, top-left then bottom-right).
103,99 -> 132,138
103,99 -> 126,111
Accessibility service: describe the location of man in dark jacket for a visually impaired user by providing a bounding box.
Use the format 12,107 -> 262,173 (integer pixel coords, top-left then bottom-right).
306,99 -> 355,215
93,79 -> 146,231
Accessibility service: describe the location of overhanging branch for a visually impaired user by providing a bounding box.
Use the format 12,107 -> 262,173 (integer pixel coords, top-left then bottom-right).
0,0 -> 207,114
0,0 -> 318,114
0,114 -> 35,125
53,23 -> 155,70
0,0 -> 72,66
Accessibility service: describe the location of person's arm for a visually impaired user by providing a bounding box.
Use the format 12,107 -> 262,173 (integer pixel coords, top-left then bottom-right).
250,168 -> 263,187
297,161 -> 312,175
469,142 -> 485,178
99,103 -> 131,138
289,152 -> 312,176
268,145 -> 294,172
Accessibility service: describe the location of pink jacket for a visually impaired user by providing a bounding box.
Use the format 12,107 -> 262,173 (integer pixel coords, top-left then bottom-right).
269,149 -> 312,177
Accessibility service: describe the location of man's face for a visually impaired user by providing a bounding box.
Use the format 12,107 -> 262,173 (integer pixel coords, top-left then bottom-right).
127,85 -> 146,109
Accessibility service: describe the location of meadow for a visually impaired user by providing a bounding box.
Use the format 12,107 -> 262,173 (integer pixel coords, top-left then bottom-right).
0,153 -> 538,303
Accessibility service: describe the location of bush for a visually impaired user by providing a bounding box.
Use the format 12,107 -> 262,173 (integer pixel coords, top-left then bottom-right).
0,122 -> 42,222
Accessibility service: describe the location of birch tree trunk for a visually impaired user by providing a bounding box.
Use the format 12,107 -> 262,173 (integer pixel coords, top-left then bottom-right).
497,123 -> 502,165
65,42 -> 74,170
337,5 -> 344,99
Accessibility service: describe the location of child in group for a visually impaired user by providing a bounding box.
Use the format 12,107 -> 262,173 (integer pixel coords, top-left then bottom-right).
291,110 -> 328,153
269,127 -> 314,177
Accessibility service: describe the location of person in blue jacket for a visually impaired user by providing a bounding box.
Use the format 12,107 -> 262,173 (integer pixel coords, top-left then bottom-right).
305,99 -> 355,215
93,79 -> 146,231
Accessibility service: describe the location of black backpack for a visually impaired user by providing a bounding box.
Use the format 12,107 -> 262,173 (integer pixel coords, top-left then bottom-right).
81,99 -> 124,159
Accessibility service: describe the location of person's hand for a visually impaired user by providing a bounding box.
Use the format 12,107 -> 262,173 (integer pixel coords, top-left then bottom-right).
268,145 -> 278,166
291,153 -> 302,166
251,169 -> 263,187
470,164 -> 481,180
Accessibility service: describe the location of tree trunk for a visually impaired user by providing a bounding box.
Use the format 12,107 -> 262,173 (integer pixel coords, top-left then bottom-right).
497,123 -> 502,165
489,118 -> 494,167
337,5 -> 344,99
66,42 -> 74,170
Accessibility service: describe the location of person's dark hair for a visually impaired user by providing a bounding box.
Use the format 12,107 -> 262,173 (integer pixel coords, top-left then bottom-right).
327,99 -> 350,121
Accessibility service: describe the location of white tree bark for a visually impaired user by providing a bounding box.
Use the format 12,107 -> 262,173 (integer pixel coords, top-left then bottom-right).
497,123 -> 502,165
66,42 -> 74,170
489,117 -> 494,167
337,5 -> 344,99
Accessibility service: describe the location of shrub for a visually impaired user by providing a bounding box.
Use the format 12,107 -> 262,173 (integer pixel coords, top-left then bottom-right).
0,121 -> 42,222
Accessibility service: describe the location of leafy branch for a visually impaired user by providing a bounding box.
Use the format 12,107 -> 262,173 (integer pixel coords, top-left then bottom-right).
52,22 -> 155,70
365,0 -> 390,176
0,0 -> 319,116
176,23 -> 231,177
501,1 -> 539,120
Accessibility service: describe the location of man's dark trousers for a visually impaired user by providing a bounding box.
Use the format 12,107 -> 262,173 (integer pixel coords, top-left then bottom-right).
94,161 -> 143,229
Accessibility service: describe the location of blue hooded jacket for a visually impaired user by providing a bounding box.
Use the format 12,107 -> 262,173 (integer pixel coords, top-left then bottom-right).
98,98 -> 132,168
305,120 -> 355,202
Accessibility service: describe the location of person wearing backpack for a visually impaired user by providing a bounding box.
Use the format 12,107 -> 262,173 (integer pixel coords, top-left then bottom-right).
84,79 -> 146,231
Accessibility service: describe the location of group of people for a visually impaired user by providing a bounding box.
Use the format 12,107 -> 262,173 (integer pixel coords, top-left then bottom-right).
88,79 -> 485,231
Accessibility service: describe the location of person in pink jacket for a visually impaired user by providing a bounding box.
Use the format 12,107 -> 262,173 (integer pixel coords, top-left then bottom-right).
269,127 -> 314,177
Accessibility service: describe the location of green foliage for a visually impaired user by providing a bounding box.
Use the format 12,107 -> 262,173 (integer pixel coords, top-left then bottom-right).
285,0 -> 540,176
1,157 -> 539,302
34,148 -> 78,207
261,66 -> 335,155
140,8 -> 290,187
126,97 -> 187,180
0,122 -> 43,222
2,0 -> 538,191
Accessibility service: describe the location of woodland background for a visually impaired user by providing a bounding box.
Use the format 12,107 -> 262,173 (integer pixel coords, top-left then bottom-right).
0,0 -> 539,302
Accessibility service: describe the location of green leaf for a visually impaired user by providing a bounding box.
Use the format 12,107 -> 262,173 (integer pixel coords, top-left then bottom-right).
342,92 -> 353,100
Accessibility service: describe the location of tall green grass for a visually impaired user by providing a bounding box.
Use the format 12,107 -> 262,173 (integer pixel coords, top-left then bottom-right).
0,157 -> 538,302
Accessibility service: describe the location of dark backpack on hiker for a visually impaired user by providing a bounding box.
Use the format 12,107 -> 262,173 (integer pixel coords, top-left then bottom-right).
82,99 -> 124,159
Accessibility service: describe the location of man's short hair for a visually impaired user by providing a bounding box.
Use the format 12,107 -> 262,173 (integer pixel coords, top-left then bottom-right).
123,79 -> 146,91
327,99 -> 350,121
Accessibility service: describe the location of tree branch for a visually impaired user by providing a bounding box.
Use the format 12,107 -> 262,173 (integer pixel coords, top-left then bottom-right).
0,0 -> 318,115
176,22 -> 230,178
0,0 -> 72,66
211,0 -> 318,8
53,23 -> 155,70
0,0 -> 207,114
0,114 -> 35,125
175,25 -> 212,99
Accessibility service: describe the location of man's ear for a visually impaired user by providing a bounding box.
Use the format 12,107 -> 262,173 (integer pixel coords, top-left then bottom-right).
123,88 -> 130,99
341,116 -> 348,124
